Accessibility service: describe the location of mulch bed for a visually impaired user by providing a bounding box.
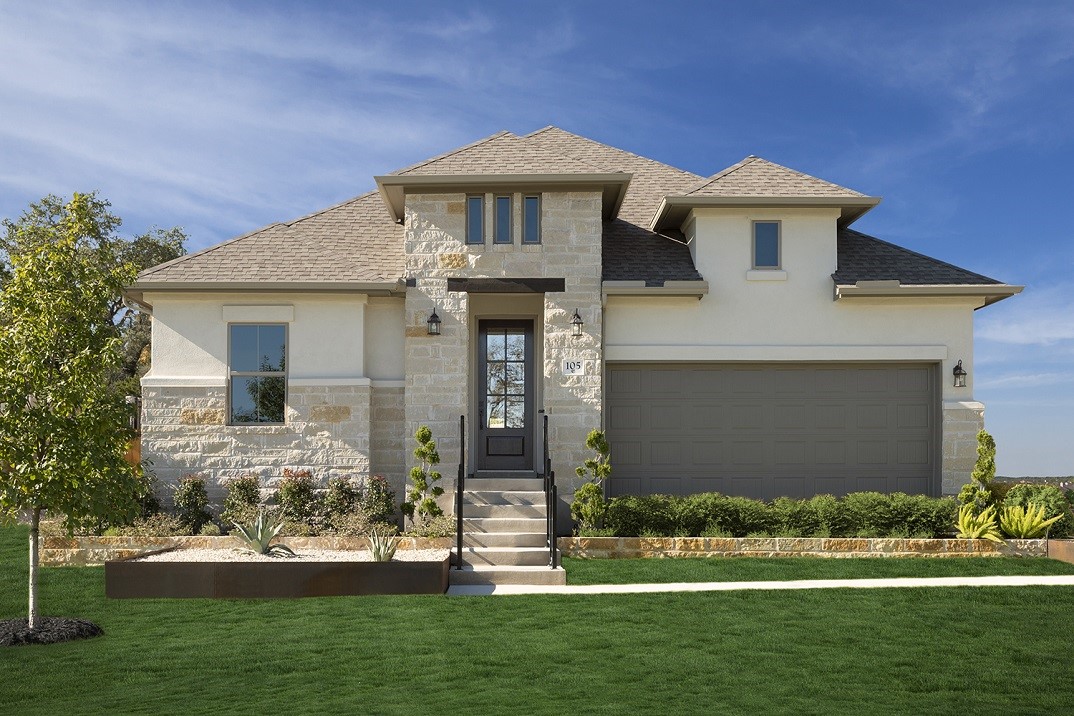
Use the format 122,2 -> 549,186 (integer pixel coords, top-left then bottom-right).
0,617 -> 103,646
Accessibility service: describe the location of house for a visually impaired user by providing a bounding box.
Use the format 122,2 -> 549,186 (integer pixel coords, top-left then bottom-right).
127,127 -> 1021,513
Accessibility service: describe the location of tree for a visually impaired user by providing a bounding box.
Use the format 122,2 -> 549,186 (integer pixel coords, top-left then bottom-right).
958,430 -> 997,514
401,426 -> 444,522
1,193 -> 187,400
0,193 -> 144,630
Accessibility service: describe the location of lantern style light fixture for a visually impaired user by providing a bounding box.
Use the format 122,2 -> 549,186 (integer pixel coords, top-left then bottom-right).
570,309 -> 584,338
427,308 -> 442,336
952,359 -> 967,388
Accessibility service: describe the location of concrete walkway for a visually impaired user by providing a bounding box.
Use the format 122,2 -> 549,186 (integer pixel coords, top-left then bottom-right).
447,574 -> 1074,596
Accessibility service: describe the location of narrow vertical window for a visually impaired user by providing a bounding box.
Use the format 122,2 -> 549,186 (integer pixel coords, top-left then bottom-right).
494,195 -> 512,244
752,221 -> 780,269
229,324 -> 286,424
522,195 -> 541,244
466,195 -> 484,245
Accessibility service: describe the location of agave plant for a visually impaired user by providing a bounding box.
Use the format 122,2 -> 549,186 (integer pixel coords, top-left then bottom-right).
1000,504 -> 1062,539
368,527 -> 400,562
955,504 -> 1005,543
233,510 -> 296,557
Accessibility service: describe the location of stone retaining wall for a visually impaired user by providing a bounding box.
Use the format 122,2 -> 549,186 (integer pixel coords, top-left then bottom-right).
42,535 -> 454,567
559,536 -> 1048,559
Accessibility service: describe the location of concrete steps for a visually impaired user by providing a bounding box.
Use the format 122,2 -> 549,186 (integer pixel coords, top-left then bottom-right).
463,490 -> 545,506
455,546 -> 550,567
463,532 -> 548,548
463,503 -> 547,519
462,517 -> 546,533
448,565 -> 567,586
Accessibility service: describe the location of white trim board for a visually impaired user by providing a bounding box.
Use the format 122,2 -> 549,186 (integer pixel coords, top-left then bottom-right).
603,345 -> 949,362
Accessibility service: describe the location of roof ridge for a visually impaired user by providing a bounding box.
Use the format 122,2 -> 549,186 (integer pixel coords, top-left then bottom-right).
840,228 -> 1002,284
682,156 -> 759,195
525,125 -> 704,179
390,130 -> 515,175
138,191 -> 383,280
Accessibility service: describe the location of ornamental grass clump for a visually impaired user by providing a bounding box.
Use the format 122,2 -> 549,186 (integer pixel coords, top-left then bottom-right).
1000,504 -> 1062,539
955,504 -> 1004,543
233,510 -> 295,557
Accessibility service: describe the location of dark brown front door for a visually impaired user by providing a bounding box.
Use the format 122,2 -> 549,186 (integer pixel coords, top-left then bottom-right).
477,320 -> 534,471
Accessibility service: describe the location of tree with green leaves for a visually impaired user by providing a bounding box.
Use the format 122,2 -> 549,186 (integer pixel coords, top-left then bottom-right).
401,425 -> 444,522
958,429 -> 998,513
0,193 -> 144,630
1,192 -> 187,400
571,429 -> 612,532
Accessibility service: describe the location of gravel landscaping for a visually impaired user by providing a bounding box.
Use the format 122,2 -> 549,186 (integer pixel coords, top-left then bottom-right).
134,548 -> 450,563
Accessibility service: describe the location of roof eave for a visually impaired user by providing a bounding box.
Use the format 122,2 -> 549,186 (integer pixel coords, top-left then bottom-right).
374,173 -> 633,223
650,196 -> 882,232
125,279 -> 405,310
833,281 -> 1024,308
601,280 -> 709,302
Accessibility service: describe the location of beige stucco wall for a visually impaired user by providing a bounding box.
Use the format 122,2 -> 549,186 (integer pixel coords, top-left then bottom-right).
606,207 -> 986,494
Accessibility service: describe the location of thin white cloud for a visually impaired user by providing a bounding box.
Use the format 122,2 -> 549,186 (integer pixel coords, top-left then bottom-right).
978,283 -> 1074,346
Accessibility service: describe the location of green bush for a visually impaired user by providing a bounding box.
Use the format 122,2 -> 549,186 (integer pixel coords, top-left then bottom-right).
570,482 -> 607,533
324,477 -> 360,518
106,513 -> 186,537
1002,484 -> 1074,538
403,514 -> 455,538
172,474 -> 212,534
277,468 -> 321,531
361,475 -> 397,525
221,475 -> 261,529
402,426 -> 443,522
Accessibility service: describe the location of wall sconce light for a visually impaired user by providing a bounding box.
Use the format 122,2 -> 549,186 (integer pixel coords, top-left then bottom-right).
427,308 -> 442,336
570,309 -> 584,338
953,359 -> 967,388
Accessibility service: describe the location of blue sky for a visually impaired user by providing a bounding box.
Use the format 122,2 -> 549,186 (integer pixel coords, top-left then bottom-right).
1,1 -> 1072,476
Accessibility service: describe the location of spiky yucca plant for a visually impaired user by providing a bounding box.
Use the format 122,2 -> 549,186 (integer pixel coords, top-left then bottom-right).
955,504 -> 1005,543
368,527 -> 399,562
1000,504 -> 1062,539
233,510 -> 296,557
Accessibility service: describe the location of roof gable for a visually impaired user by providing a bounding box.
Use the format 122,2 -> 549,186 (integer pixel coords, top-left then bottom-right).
390,131 -> 608,176
685,156 -> 868,199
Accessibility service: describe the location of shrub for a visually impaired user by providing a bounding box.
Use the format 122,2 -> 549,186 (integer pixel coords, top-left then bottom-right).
172,474 -> 211,534
277,468 -> 321,530
361,475 -> 397,525
323,477 -> 361,519
889,492 -> 957,538
806,494 -> 850,537
325,508 -> 376,536
403,513 -> 455,538
1002,484 -> 1074,538
198,522 -> 222,537
571,482 -> 607,533
221,475 -> 261,529
401,426 -> 443,522
723,496 -> 772,537
842,492 -> 894,537
106,513 -> 185,537
958,430 -> 998,512
575,429 -> 611,485
605,495 -> 678,537
769,496 -> 821,537
677,493 -> 726,537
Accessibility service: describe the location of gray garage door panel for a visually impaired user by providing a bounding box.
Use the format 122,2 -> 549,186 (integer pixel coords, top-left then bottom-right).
606,363 -> 939,499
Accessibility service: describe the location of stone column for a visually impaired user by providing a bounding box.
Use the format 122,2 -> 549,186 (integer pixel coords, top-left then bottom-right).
941,400 -> 985,495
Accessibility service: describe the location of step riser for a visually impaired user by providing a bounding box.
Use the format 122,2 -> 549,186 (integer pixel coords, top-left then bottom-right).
463,518 -> 547,533
462,479 -> 544,491
458,549 -> 551,567
463,504 -> 547,519
463,533 -> 548,548
463,491 -> 546,506
448,568 -> 566,586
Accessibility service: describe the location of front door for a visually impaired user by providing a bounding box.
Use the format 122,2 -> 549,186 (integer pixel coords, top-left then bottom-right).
477,320 -> 534,471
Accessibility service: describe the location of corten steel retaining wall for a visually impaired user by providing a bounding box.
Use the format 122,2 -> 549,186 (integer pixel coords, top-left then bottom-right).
558,536 -> 1049,559
42,535 -> 453,567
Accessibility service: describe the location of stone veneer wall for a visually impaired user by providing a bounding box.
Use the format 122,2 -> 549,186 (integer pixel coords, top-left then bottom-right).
370,385 -> 407,497
941,401 -> 985,495
403,191 -> 603,495
141,381 -> 371,502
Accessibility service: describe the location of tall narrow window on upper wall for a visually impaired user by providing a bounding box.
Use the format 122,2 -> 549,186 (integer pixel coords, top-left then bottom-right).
494,195 -> 512,244
229,324 -> 286,424
752,220 -> 780,269
522,195 -> 541,244
466,195 -> 485,245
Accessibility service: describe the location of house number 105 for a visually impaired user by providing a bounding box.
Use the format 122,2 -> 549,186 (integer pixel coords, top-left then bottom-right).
562,359 -> 584,376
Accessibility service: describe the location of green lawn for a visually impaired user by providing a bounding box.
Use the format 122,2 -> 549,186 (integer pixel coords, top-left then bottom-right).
563,554 -> 1074,584
3,525 -> 1074,715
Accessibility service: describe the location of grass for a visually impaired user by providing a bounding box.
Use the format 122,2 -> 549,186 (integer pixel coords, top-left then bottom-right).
3,525 -> 1074,714
563,555 -> 1074,584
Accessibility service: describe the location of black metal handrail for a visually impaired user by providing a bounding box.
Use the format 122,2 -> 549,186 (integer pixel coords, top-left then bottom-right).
455,414 -> 465,571
543,414 -> 559,569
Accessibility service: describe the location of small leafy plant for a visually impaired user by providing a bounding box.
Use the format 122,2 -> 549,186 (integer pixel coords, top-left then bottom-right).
955,504 -> 1004,543
1000,504 -> 1062,539
233,510 -> 296,557
221,474 -> 261,529
361,475 -> 397,524
278,468 -> 320,529
401,426 -> 443,522
173,474 -> 212,534
368,527 -> 400,562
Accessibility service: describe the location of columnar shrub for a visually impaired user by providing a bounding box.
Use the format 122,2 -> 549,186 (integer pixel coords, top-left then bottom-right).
402,426 -> 443,522
221,474 -> 261,529
959,430 -> 998,513
172,474 -> 212,534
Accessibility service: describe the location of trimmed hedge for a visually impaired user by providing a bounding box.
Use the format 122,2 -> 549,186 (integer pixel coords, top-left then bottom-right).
602,491 -> 958,538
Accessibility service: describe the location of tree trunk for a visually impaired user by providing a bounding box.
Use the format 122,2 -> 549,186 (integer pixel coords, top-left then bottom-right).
29,507 -> 40,630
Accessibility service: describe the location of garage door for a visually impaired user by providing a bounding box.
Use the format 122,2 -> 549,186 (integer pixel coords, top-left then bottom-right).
605,363 -> 939,499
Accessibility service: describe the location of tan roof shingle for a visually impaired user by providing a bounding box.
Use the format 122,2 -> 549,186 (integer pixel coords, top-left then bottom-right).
684,156 -> 868,198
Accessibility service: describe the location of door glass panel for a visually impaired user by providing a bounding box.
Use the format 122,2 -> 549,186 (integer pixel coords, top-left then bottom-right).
486,363 -> 505,395
505,331 -> 525,360
505,397 -> 525,428
487,332 -> 506,361
505,362 -> 524,394
487,398 -> 505,428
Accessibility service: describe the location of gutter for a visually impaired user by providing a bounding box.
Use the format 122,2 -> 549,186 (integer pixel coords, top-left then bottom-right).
124,279 -> 405,311
601,280 -> 709,304
650,195 -> 882,233
833,280 -> 1024,307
